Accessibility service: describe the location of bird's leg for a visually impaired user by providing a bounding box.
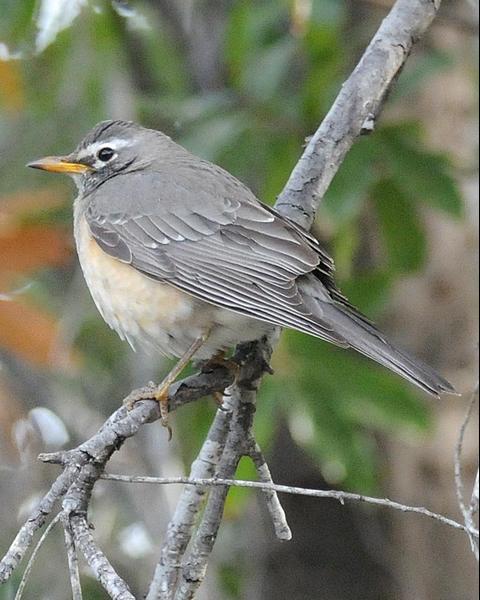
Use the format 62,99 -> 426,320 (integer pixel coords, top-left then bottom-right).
125,331 -> 209,438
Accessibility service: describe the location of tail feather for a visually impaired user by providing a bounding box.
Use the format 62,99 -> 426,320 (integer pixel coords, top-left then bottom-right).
302,290 -> 456,397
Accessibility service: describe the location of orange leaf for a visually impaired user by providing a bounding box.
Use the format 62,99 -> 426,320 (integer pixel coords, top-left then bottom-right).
0,224 -> 72,287
0,298 -> 76,368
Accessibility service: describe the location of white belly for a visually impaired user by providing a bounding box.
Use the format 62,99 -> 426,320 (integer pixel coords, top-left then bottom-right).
74,214 -> 271,358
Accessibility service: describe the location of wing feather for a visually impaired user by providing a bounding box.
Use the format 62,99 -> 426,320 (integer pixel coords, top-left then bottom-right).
84,168 -> 342,344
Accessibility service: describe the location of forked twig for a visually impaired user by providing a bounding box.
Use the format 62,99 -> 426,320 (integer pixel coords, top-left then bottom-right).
454,383 -> 479,559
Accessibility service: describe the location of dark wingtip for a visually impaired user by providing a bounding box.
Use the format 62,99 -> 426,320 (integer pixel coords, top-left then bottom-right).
431,378 -> 460,398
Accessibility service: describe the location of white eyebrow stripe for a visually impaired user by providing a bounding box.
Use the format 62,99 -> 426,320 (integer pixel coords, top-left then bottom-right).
77,138 -> 131,159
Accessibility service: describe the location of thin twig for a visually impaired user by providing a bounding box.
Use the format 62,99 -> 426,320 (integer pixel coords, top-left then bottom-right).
454,383 -> 479,559
248,441 -> 292,541
0,462 -> 82,582
61,513 -> 83,600
14,513 -> 61,600
100,473 -> 477,537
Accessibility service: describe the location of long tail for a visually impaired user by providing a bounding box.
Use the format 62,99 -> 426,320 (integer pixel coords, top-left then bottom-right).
300,284 -> 456,397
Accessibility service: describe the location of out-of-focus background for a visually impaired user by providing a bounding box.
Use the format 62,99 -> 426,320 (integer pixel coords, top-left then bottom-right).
0,1 -> 478,598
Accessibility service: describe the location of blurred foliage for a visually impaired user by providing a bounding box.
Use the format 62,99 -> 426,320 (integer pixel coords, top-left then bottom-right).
0,0 -> 465,501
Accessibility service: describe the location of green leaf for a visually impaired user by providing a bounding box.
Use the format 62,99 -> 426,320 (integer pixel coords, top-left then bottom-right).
331,220 -> 360,279
302,24 -> 345,119
271,329 -> 432,491
179,112 -> 249,162
134,9 -> 189,97
225,1 -> 289,85
261,134 -> 300,203
392,49 -> 454,100
379,126 -> 464,217
340,271 -> 393,317
224,457 -> 257,515
240,37 -> 297,102
310,0 -> 347,25
373,178 -> 427,273
75,316 -> 127,373
322,137 -> 378,223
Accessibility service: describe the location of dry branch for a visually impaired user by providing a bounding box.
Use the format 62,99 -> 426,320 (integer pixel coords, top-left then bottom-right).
100,473 -> 479,538
454,384 -> 479,559
0,365 -> 234,590
61,513 -> 83,600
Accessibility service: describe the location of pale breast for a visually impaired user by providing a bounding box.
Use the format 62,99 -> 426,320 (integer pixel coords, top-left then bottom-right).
73,213 -> 273,358
74,215 -> 203,353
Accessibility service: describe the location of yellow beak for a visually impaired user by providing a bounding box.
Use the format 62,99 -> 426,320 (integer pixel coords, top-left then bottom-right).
27,156 -> 92,174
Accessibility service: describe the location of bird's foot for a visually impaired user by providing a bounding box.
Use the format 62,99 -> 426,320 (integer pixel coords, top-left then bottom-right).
123,381 -> 173,441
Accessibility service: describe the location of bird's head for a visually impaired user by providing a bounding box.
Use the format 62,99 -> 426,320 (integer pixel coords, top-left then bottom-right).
28,120 -> 175,194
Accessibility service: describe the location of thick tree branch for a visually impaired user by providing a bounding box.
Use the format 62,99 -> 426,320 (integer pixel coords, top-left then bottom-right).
276,0 -> 442,227
147,338 -> 276,600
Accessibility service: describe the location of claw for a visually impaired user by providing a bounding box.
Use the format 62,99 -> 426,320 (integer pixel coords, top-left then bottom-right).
123,384 -> 156,411
212,390 -> 225,409
155,386 -> 173,441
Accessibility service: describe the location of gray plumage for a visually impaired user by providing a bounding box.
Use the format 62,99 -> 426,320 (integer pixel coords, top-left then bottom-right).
52,120 -> 457,396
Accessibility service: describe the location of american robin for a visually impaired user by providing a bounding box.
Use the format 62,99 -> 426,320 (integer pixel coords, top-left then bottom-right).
28,120 -> 455,423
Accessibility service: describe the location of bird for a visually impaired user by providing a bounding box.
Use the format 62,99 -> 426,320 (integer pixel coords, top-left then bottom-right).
28,119 -> 455,425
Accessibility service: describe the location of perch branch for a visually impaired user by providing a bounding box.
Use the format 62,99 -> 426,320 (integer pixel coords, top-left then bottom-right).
147,338 -> 276,600
172,361 -> 261,600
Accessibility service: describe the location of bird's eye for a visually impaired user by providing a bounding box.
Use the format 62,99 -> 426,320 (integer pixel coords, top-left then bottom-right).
97,147 -> 115,162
